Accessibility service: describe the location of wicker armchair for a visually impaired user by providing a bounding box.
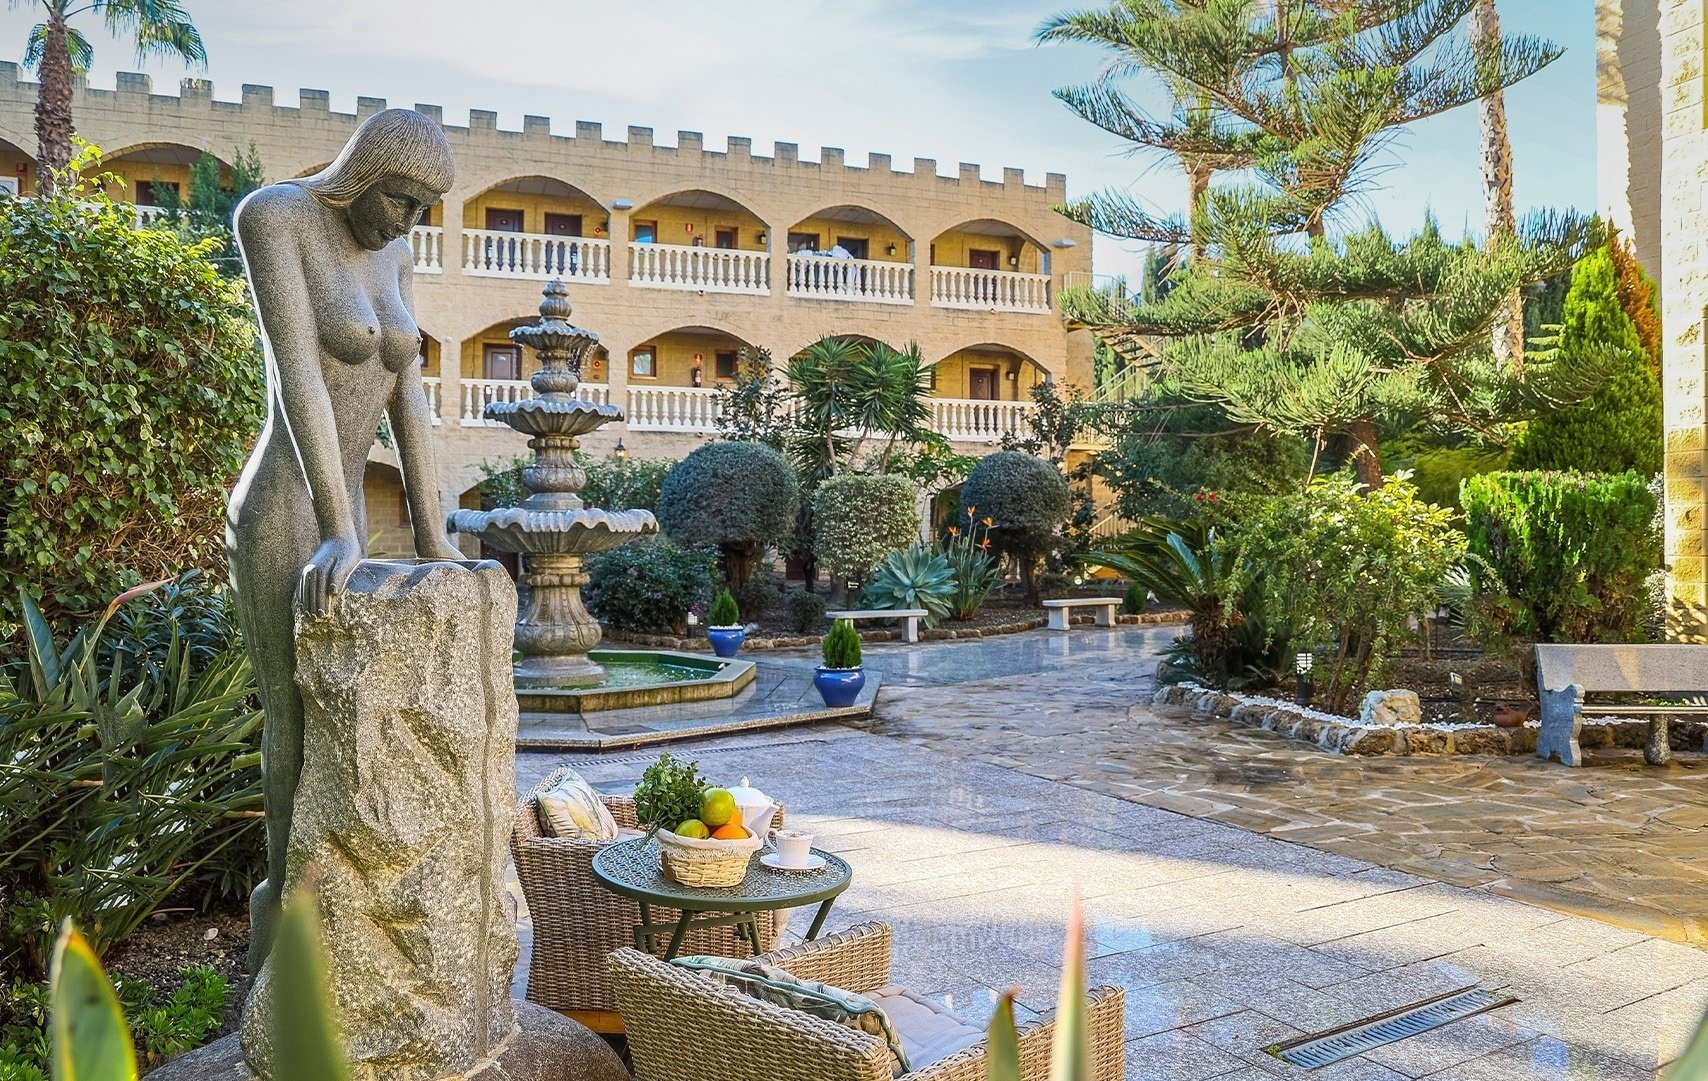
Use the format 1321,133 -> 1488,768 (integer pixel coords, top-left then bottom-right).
608,922 -> 1125,1081
511,768 -> 786,1030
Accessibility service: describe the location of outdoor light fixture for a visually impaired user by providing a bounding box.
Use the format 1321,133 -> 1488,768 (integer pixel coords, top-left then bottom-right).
756,230 -> 767,244
1294,651 -> 1314,707
613,197 -> 634,210
613,439 -> 628,461
886,242 -> 897,256
1051,238 -> 1077,248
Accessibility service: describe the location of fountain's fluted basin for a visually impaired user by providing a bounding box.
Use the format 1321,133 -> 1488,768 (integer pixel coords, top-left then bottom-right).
447,506 -> 657,556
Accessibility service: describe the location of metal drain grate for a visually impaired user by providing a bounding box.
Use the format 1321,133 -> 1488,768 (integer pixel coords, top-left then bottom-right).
1273,987 -> 1517,1069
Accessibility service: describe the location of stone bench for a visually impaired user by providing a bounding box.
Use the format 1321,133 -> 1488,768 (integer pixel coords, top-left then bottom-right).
1041,597 -> 1122,632
1535,643 -> 1708,766
826,608 -> 927,644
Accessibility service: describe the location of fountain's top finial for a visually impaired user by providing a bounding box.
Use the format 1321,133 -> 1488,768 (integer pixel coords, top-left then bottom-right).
538,278 -> 572,322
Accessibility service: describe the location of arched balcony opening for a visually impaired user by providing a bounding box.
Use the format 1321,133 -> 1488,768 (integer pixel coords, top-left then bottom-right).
462,176 -> 609,283
456,318 -> 610,426
97,143 -> 231,227
0,137 -> 36,197
929,219 -> 1053,314
628,189 -> 769,295
626,325 -> 759,433
928,343 -> 1048,443
784,206 -> 914,305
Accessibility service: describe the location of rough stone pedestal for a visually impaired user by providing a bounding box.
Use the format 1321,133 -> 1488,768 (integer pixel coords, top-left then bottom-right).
219,559 -> 618,1081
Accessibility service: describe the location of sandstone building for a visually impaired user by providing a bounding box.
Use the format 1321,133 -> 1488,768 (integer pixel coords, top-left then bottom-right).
0,66 -> 1096,555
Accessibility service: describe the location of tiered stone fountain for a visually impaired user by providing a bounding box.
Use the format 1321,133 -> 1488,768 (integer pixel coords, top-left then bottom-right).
449,281 -> 656,688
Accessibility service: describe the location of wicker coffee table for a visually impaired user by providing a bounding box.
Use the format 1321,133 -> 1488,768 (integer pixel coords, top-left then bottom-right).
591,836 -> 853,960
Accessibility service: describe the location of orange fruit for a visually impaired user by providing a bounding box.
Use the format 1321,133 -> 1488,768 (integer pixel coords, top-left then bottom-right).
710,822 -> 748,840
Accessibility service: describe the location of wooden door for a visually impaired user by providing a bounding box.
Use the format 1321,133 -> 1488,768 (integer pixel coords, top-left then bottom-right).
968,367 -> 998,401
485,207 -> 524,232
969,249 -> 999,270
836,237 -> 869,260
544,213 -> 582,236
483,344 -> 522,381
715,227 -> 738,249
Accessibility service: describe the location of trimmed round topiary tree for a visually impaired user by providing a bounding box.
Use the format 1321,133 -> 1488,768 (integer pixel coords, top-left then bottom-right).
811,473 -> 921,593
1,186 -> 263,644
960,451 -> 1070,604
656,441 -> 800,586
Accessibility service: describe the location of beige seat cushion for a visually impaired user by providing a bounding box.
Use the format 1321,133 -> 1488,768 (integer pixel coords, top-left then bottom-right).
535,770 -> 620,841
868,986 -> 986,1070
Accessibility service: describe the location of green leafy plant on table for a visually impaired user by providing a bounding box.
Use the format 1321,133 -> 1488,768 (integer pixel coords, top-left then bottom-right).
708,589 -> 740,627
821,619 -> 863,670
862,546 -> 955,627
632,753 -> 711,839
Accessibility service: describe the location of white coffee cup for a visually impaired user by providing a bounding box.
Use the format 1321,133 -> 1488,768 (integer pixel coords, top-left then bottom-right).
768,828 -> 814,868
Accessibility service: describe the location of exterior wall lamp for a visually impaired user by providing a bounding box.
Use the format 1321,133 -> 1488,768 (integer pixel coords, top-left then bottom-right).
613,439 -> 628,461
886,242 -> 897,256
1295,652 -> 1314,707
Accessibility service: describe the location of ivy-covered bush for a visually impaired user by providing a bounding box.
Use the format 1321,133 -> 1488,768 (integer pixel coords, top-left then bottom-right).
811,474 -> 921,591
0,181 -> 264,645
657,442 -> 799,586
1462,470 -> 1659,647
585,538 -> 719,635
1509,244 -> 1662,476
1230,474 -> 1465,712
960,451 -> 1070,603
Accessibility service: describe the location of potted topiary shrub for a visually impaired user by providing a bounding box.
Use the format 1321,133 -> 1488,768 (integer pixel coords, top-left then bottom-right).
706,588 -> 744,658
814,618 -> 865,707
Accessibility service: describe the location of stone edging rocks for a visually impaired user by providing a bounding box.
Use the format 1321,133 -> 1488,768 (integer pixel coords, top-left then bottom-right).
608,608 -> 1188,653
1152,683 -> 1708,758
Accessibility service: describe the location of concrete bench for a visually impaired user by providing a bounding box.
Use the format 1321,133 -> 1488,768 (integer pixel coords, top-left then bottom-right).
1042,597 -> 1122,632
826,608 -> 927,644
1535,643 -> 1708,766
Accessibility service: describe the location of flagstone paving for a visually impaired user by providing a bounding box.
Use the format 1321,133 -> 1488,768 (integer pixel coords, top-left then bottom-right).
517,725 -> 1707,1079
857,626 -> 1708,946
511,626 -> 1708,1077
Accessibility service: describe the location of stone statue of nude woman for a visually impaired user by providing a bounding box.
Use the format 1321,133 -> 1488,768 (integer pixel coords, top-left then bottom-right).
227,109 -> 462,967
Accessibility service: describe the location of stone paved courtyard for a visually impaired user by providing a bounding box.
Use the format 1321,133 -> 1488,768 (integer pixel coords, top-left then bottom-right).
514,628 -> 1708,1079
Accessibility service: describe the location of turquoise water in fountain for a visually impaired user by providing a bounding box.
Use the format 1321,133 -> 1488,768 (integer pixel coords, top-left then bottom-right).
593,656 -> 720,689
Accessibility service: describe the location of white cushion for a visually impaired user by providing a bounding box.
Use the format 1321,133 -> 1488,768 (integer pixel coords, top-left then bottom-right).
534,770 -> 620,841
868,986 -> 985,1070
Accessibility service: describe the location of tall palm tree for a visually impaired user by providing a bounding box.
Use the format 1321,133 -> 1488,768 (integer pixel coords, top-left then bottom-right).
1472,0 -> 1524,373
14,0 -> 206,196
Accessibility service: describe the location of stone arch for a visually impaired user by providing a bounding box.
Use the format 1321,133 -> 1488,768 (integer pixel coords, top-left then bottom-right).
96,141 -> 233,208
629,188 -> 768,249
929,341 -> 1049,402
624,323 -> 761,389
784,204 -> 914,254
0,135 -> 34,196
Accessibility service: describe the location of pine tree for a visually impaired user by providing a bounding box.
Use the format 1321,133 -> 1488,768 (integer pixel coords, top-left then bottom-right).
1039,0 -> 1574,486
1509,244 -> 1662,476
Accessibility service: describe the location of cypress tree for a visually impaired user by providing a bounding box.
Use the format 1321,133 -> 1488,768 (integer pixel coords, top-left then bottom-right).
1509,245 -> 1662,476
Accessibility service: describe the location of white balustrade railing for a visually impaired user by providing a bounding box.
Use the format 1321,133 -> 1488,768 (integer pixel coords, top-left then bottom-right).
930,267 -> 1052,313
629,243 -> 769,294
132,204 -> 170,227
422,375 -> 442,425
410,226 -> 443,274
785,254 -> 914,304
463,229 -> 611,282
626,385 -> 723,432
929,397 -> 1036,442
459,378 -> 610,424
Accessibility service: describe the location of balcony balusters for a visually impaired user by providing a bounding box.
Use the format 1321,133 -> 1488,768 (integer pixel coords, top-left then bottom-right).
462,229 -> 612,282
628,243 -> 769,294
785,253 -> 914,304
929,267 -> 1051,313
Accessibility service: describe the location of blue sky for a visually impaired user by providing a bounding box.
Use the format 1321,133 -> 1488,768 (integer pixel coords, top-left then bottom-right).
0,0 -> 1593,279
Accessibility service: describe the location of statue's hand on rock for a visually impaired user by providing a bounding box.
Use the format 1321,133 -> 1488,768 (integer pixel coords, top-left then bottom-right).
417,536 -> 466,563
298,535 -> 364,617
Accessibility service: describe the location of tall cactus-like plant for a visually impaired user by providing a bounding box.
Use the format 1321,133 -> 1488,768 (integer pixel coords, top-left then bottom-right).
986,895 -> 1089,1081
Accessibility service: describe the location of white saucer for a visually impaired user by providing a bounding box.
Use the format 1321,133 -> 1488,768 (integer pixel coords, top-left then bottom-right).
760,852 -> 826,873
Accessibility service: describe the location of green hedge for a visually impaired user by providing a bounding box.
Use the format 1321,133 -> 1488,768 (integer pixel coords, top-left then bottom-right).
657,442 -> 799,585
0,190 -> 263,646
1461,470 -> 1658,645
811,473 -> 921,589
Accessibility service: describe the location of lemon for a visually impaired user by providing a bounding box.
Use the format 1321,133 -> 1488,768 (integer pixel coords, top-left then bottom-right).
700,788 -> 737,828
674,819 -> 710,839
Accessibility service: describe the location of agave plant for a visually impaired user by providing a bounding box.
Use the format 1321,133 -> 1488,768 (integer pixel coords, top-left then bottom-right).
1,581 -> 263,977
862,545 -> 956,627
986,895 -> 1090,1081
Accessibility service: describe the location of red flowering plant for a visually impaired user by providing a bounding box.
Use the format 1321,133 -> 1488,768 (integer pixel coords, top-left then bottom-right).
939,506 -> 1005,620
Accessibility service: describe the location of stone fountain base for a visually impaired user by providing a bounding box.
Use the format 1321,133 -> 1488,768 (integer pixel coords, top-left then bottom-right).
144,1002 -> 627,1081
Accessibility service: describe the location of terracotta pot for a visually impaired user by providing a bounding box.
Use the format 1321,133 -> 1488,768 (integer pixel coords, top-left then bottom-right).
1492,702 -> 1531,729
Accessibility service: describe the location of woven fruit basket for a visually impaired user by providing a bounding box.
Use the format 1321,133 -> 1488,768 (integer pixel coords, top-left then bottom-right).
655,829 -> 763,887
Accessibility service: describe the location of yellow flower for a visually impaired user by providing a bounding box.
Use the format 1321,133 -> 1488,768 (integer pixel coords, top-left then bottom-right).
979,539 -> 991,550
966,505 -> 977,516
982,516 -> 993,528
948,526 -> 960,537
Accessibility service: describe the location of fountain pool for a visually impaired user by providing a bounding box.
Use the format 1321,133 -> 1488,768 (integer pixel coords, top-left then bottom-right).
513,648 -> 756,715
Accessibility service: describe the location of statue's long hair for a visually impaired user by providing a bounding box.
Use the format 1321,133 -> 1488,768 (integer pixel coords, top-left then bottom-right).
292,108 -> 454,209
